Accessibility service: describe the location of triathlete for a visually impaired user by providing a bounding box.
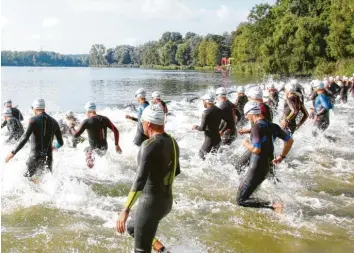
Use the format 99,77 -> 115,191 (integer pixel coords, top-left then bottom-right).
216,87 -> 237,145
266,83 -> 279,109
192,93 -> 222,160
237,101 -> 294,214
4,99 -> 63,181
2,108 -> 24,143
116,105 -> 179,253
234,86 -> 248,127
151,91 -> 168,114
71,102 -> 122,168
126,88 -> 150,146
312,81 -> 333,135
325,76 -> 341,104
281,83 -> 309,135
1,99 -> 24,128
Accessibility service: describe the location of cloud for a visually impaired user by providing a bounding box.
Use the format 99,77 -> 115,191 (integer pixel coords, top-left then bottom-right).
216,5 -> 230,21
1,16 -> 8,29
31,34 -> 41,39
41,17 -> 60,28
72,0 -> 192,20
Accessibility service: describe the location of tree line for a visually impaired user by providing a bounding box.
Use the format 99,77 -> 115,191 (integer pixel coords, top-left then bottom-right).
1,51 -> 89,67
89,31 -> 232,68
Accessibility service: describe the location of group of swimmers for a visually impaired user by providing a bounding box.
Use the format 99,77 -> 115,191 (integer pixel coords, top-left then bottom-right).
2,74 -> 353,253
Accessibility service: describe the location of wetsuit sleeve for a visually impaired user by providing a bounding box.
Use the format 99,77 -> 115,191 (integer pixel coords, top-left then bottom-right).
272,123 -> 291,142
12,119 -> 34,154
1,120 -> 7,129
316,95 -> 332,116
285,98 -> 299,121
19,110 -> 24,121
124,143 -> 153,209
299,103 -> 309,126
196,111 -> 208,131
175,142 -> 181,176
250,124 -> 262,149
72,120 -> 87,138
54,121 -> 64,148
104,117 -> 119,145
130,116 -> 138,122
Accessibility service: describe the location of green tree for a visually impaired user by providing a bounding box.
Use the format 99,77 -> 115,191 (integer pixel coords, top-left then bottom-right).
176,43 -> 192,65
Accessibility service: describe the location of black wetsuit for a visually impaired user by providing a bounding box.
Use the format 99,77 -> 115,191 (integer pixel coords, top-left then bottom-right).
326,82 -> 341,104
339,84 -> 349,103
59,118 -> 83,148
268,89 -> 279,109
283,95 -> 308,135
132,101 -> 149,147
72,115 -> 119,166
4,117 -> 24,143
313,94 -> 332,133
236,120 -> 290,209
12,112 -> 63,177
218,100 -> 237,145
235,95 -> 248,125
125,134 -> 180,253
1,107 -> 24,128
196,105 -> 222,159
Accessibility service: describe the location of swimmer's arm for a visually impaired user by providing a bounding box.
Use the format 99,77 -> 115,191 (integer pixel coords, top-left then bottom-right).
71,120 -> 87,138
124,160 -> 150,211
1,120 -> 7,129
54,122 -> 64,149
12,119 -> 34,155
243,139 -> 261,154
19,111 -> 24,121
106,118 -> 119,145
175,143 -> 181,176
298,103 -> 309,126
196,112 -> 207,131
322,95 -> 332,110
285,99 -> 298,122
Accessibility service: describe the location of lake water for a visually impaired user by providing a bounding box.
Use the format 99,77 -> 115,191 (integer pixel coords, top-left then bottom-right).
1,67 -> 354,253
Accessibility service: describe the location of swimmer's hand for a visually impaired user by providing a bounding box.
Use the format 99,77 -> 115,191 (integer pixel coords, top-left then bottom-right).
125,115 -> 132,120
5,153 -> 15,163
272,155 -> 284,164
116,144 -> 122,154
280,119 -> 288,128
238,128 -> 250,135
116,209 -> 129,234
192,125 -> 198,130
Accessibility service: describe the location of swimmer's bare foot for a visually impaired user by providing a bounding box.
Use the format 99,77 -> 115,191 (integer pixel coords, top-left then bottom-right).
153,239 -> 170,252
272,202 -> 283,214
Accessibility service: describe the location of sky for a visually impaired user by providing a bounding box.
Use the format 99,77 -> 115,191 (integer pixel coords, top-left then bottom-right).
1,0 -> 275,54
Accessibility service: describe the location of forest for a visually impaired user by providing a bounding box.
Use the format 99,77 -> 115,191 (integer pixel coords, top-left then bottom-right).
2,0 -> 353,75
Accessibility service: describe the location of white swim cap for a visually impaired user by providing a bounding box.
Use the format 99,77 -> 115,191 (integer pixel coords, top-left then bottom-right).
3,99 -> 12,107
244,101 -> 261,116
216,87 -> 227,96
141,104 -> 165,126
248,87 -> 263,99
135,88 -> 146,98
3,108 -> 13,117
202,93 -> 215,103
32,98 -> 45,110
151,91 -> 161,99
343,76 -> 348,81
85,101 -> 96,112
237,86 -> 245,93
